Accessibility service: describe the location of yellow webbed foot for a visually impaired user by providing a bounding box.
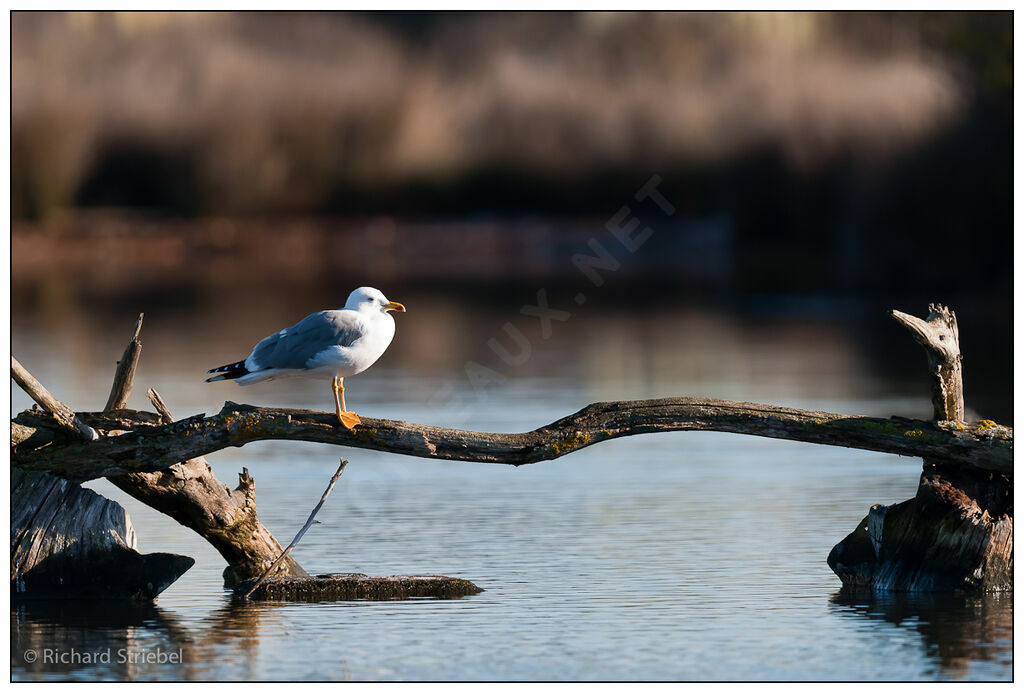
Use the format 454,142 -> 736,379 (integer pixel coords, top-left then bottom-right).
338,411 -> 362,430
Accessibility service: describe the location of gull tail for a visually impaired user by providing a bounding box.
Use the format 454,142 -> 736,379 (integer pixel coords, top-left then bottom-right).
205,360 -> 249,382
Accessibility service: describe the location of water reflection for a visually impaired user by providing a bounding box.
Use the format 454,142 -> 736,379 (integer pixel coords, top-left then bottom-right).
14,583 -> 1013,681
829,591 -> 1013,679
10,598 -> 285,681
11,601 -> 196,681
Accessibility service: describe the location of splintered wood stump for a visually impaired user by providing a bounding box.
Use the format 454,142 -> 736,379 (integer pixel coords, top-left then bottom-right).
237,573 -> 484,602
828,305 -> 1012,592
12,469 -> 194,601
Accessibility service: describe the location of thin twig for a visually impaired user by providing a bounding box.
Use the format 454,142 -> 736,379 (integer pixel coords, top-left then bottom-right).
11,356 -> 99,442
243,459 -> 349,599
104,313 -> 144,412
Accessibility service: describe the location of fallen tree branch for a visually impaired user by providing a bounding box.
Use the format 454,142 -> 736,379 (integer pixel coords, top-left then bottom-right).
243,459 -> 348,599
11,347 -> 192,600
11,356 -> 99,442
12,397 -> 1013,482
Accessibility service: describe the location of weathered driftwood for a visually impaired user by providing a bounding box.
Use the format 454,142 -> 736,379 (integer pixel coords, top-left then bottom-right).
828,304 -> 1012,592
106,389 -> 306,587
11,356 -> 98,442
11,468 -> 194,601
891,306 -> 964,422
103,313 -> 144,411
243,459 -> 348,599
11,303 -> 1014,596
11,324 -> 305,594
238,573 -> 484,602
10,398 -> 1012,483
11,352 -> 193,601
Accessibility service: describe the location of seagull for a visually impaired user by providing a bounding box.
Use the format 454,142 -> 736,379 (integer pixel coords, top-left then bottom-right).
205,287 -> 406,429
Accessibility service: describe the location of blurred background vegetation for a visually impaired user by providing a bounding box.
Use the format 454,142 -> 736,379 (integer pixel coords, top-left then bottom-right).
13,12 -> 1010,217
11,11 -> 1013,420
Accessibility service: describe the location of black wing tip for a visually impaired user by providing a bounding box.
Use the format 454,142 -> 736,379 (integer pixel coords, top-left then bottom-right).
205,361 -> 249,382
207,360 -> 245,373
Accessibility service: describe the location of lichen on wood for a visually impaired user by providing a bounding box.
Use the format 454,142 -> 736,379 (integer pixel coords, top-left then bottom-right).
10,398 -> 1012,483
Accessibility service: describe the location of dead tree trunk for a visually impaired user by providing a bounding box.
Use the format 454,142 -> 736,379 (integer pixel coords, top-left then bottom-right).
828,305 -> 1012,591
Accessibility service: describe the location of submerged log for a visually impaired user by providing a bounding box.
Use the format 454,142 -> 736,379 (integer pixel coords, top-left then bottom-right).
828,305 -> 1012,592
229,458 -> 483,602
11,469 -> 194,601
237,573 -> 484,602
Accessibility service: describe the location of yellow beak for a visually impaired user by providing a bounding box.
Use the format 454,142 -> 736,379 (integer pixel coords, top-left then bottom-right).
384,301 -> 406,313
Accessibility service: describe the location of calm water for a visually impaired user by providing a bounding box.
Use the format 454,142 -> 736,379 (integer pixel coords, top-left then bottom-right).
10,300 -> 1013,681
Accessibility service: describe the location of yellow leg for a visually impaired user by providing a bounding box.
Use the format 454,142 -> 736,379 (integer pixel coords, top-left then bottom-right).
333,376 -> 361,430
332,376 -> 343,419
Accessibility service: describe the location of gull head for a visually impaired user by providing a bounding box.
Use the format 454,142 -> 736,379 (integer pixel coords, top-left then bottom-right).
345,287 -> 406,315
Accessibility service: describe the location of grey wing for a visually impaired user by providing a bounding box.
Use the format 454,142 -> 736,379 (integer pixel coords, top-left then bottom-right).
247,311 -> 367,371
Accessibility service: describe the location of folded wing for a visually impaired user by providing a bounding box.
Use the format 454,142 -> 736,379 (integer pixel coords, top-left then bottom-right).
247,310 -> 368,372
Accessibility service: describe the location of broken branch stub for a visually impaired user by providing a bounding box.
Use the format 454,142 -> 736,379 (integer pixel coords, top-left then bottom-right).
891,303 -> 964,422
104,313 -> 144,411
